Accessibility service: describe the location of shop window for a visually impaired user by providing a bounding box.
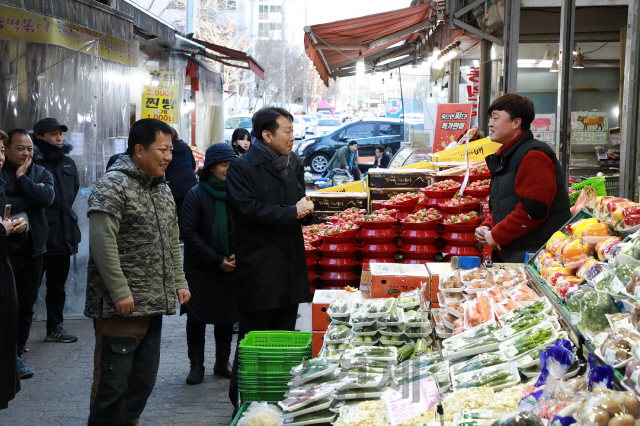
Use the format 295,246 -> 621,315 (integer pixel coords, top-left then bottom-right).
269,23 -> 282,30
258,23 -> 269,37
270,5 -> 282,13
259,5 -> 269,19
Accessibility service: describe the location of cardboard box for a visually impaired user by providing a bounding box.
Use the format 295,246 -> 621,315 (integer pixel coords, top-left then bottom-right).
370,263 -> 430,299
310,211 -> 337,225
368,169 -> 432,189
308,192 -> 368,212
312,331 -> 325,357
369,187 -> 423,202
312,290 -> 364,331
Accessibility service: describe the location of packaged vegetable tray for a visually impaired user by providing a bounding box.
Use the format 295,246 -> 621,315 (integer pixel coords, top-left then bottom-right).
452,362 -> 520,392
281,409 -> 337,425
498,321 -> 557,361
281,398 -> 333,419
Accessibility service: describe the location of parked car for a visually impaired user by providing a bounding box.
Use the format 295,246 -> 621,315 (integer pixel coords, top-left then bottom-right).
301,115 -> 317,134
297,118 -> 404,174
224,114 -> 252,143
314,118 -> 342,136
292,116 -> 308,140
342,109 -> 353,120
312,113 -> 325,121
334,111 -> 344,122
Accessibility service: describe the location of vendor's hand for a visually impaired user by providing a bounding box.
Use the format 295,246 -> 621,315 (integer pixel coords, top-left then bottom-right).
484,230 -> 500,250
115,295 -> 134,315
16,157 -> 31,178
11,218 -> 26,234
475,226 -> 490,245
1,219 -> 14,236
220,258 -> 236,272
177,288 -> 191,305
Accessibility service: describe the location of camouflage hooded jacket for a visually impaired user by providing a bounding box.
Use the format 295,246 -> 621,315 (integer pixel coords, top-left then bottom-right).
85,155 -> 187,318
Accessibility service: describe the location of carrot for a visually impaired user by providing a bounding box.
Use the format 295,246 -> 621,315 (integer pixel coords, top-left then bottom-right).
476,295 -> 491,323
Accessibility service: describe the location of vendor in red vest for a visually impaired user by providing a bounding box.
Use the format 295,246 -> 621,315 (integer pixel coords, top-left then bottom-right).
475,93 -> 571,263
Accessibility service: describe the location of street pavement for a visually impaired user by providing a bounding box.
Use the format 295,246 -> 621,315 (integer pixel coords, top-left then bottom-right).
0,312 -> 236,426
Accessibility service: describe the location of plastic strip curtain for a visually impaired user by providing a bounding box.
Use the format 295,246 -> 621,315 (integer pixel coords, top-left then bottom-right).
0,34 -> 130,318
195,65 -> 224,151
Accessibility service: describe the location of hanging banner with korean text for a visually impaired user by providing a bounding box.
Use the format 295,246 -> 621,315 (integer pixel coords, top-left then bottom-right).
142,71 -> 179,124
433,103 -> 472,153
0,5 -> 138,66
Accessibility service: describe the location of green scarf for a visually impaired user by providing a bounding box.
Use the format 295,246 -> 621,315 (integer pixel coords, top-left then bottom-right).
199,176 -> 234,257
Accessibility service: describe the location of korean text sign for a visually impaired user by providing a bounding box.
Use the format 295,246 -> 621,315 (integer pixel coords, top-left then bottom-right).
433,103 -> 472,153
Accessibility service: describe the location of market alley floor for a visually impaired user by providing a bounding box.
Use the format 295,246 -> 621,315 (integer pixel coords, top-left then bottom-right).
0,314 -> 236,426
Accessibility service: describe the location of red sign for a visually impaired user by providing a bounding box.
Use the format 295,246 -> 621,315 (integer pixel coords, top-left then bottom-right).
433,103 -> 472,152
466,67 -> 480,123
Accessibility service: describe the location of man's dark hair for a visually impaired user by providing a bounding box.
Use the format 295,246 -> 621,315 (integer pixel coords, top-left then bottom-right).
6,129 -> 30,146
487,93 -> 535,131
231,128 -> 251,145
127,118 -> 173,154
375,144 -> 385,153
348,141 -> 358,147
252,107 -> 293,141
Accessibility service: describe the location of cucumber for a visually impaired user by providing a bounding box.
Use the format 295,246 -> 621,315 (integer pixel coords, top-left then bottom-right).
397,343 -> 415,363
414,338 -> 428,356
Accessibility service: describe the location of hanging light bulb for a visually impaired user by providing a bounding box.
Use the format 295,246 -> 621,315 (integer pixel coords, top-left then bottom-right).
427,93 -> 435,103
550,53 -> 559,72
389,72 -> 393,80
151,71 -> 160,87
439,82 -> 448,97
382,78 -> 385,85
187,95 -> 195,111
432,80 -> 440,92
542,44 -> 551,61
432,59 -> 445,70
356,52 -> 365,77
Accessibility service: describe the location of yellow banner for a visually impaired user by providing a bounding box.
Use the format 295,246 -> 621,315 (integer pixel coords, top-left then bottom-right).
141,71 -> 179,124
0,5 -> 138,66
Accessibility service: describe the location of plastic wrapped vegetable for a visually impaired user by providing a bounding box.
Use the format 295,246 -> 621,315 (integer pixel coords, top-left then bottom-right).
596,237 -> 623,260
566,286 -> 593,312
580,290 -> 620,332
451,351 -> 504,375
325,324 -> 351,341
622,360 -> 640,396
585,262 -> 609,282
626,266 -> 640,297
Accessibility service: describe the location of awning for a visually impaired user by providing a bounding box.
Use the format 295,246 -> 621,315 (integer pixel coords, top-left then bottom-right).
305,3 -> 433,86
188,36 -> 265,80
113,0 -> 176,44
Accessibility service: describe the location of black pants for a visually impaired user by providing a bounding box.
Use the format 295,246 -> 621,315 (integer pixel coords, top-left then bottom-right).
186,318 -> 233,363
89,315 -> 162,425
40,255 -> 71,332
228,303 -> 299,407
11,254 -> 44,356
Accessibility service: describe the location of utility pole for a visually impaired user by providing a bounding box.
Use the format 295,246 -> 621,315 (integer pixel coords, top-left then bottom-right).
249,0 -> 256,110
186,0 -> 198,35
302,0 -> 308,113
280,0 -> 286,108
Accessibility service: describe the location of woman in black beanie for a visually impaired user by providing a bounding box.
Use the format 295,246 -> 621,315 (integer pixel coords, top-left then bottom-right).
179,143 -> 238,384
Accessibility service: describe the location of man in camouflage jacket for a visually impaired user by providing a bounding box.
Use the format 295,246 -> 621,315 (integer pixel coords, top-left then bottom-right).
85,119 -> 190,425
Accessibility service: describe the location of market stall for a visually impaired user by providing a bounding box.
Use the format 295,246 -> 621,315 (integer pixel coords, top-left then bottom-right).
231,182 -> 640,426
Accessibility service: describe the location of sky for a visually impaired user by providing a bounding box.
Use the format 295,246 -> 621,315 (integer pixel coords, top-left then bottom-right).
287,0 -> 413,27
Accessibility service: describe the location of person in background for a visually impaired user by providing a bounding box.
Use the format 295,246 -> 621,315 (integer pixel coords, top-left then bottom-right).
32,118 -> 80,344
373,144 -> 391,168
475,93 -> 571,263
85,118 -> 191,425
180,143 -> 238,385
164,129 -> 197,220
226,107 -> 314,410
1,129 -> 54,379
230,128 -> 251,157
325,141 -> 361,180
0,131 -> 28,410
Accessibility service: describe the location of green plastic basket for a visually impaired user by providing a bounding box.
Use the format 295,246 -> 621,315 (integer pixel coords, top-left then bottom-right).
230,402 -> 251,426
238,370 -> 292,379
569,177 -> 607,206
241,390 -> 288,402
239,358 -> 303,372
239,331 -> 312,353
603,174 -> 620,197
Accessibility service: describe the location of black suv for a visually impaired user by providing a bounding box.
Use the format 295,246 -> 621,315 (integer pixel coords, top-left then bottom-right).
295,118 -> 404,173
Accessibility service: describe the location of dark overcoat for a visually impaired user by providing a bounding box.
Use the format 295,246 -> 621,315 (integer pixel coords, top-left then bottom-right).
179,185 -> 238,325
0,181 -> 27,409
226,147 -> 312,313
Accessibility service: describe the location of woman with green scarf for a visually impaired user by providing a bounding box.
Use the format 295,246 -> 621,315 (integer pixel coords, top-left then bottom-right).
179,143 -> 238,385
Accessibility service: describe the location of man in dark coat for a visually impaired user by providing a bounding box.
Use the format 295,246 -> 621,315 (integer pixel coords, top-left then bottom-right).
164,130 -> 197,220
32,118 -> 80,343
1,129 -> 55,379
226,107 -> 314,409
374,144 -> 391,168
0,132 -> 28,410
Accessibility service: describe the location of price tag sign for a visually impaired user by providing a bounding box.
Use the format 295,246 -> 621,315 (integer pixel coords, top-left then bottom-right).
570,312 -> 581,326
382,377 -> 440,426
517,355 -> 534,366
504,345 -> 519,358
604,347 -> 617,365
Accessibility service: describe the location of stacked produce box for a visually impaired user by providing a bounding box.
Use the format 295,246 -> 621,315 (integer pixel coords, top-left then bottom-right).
399,208 -> 441,264
317,218 -> 360,290
356,208 -> 399,265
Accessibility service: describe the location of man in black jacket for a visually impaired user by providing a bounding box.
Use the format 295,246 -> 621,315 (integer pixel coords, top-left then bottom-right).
226,107 -> 314,409
1,129 -> 55,378
374,144 -> 391,168
33,118 -> 80,343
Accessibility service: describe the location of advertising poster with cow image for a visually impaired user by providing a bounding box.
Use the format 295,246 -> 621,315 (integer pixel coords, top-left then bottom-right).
571,111 -> 608,144
531,114 -> 556,145
433,103 -> 472,153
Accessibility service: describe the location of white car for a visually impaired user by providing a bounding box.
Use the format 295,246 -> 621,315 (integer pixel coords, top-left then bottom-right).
334,111 -> 344,122
314,118 -> 342,136
301,115 -> 317,134
224,114 -> 252,143
292,116 -> 308,140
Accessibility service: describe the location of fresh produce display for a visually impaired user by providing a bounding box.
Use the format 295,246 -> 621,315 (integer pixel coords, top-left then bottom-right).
323,223 -> 358,235
500,324 -> 554,360
451,351 -> 505,375
599,329 -> 640,365
357,212 -> 396,222
469,165 -> 489,175
443,211 -> 481,224
403,208 -> 442,223
580,289 -> 619,332
423,179 -> 461,192
442,196 -> 480,207
453,365 -> 515,389
385,191 -> 419,204
325,324 -> 351,341
469,179 -> 490,191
